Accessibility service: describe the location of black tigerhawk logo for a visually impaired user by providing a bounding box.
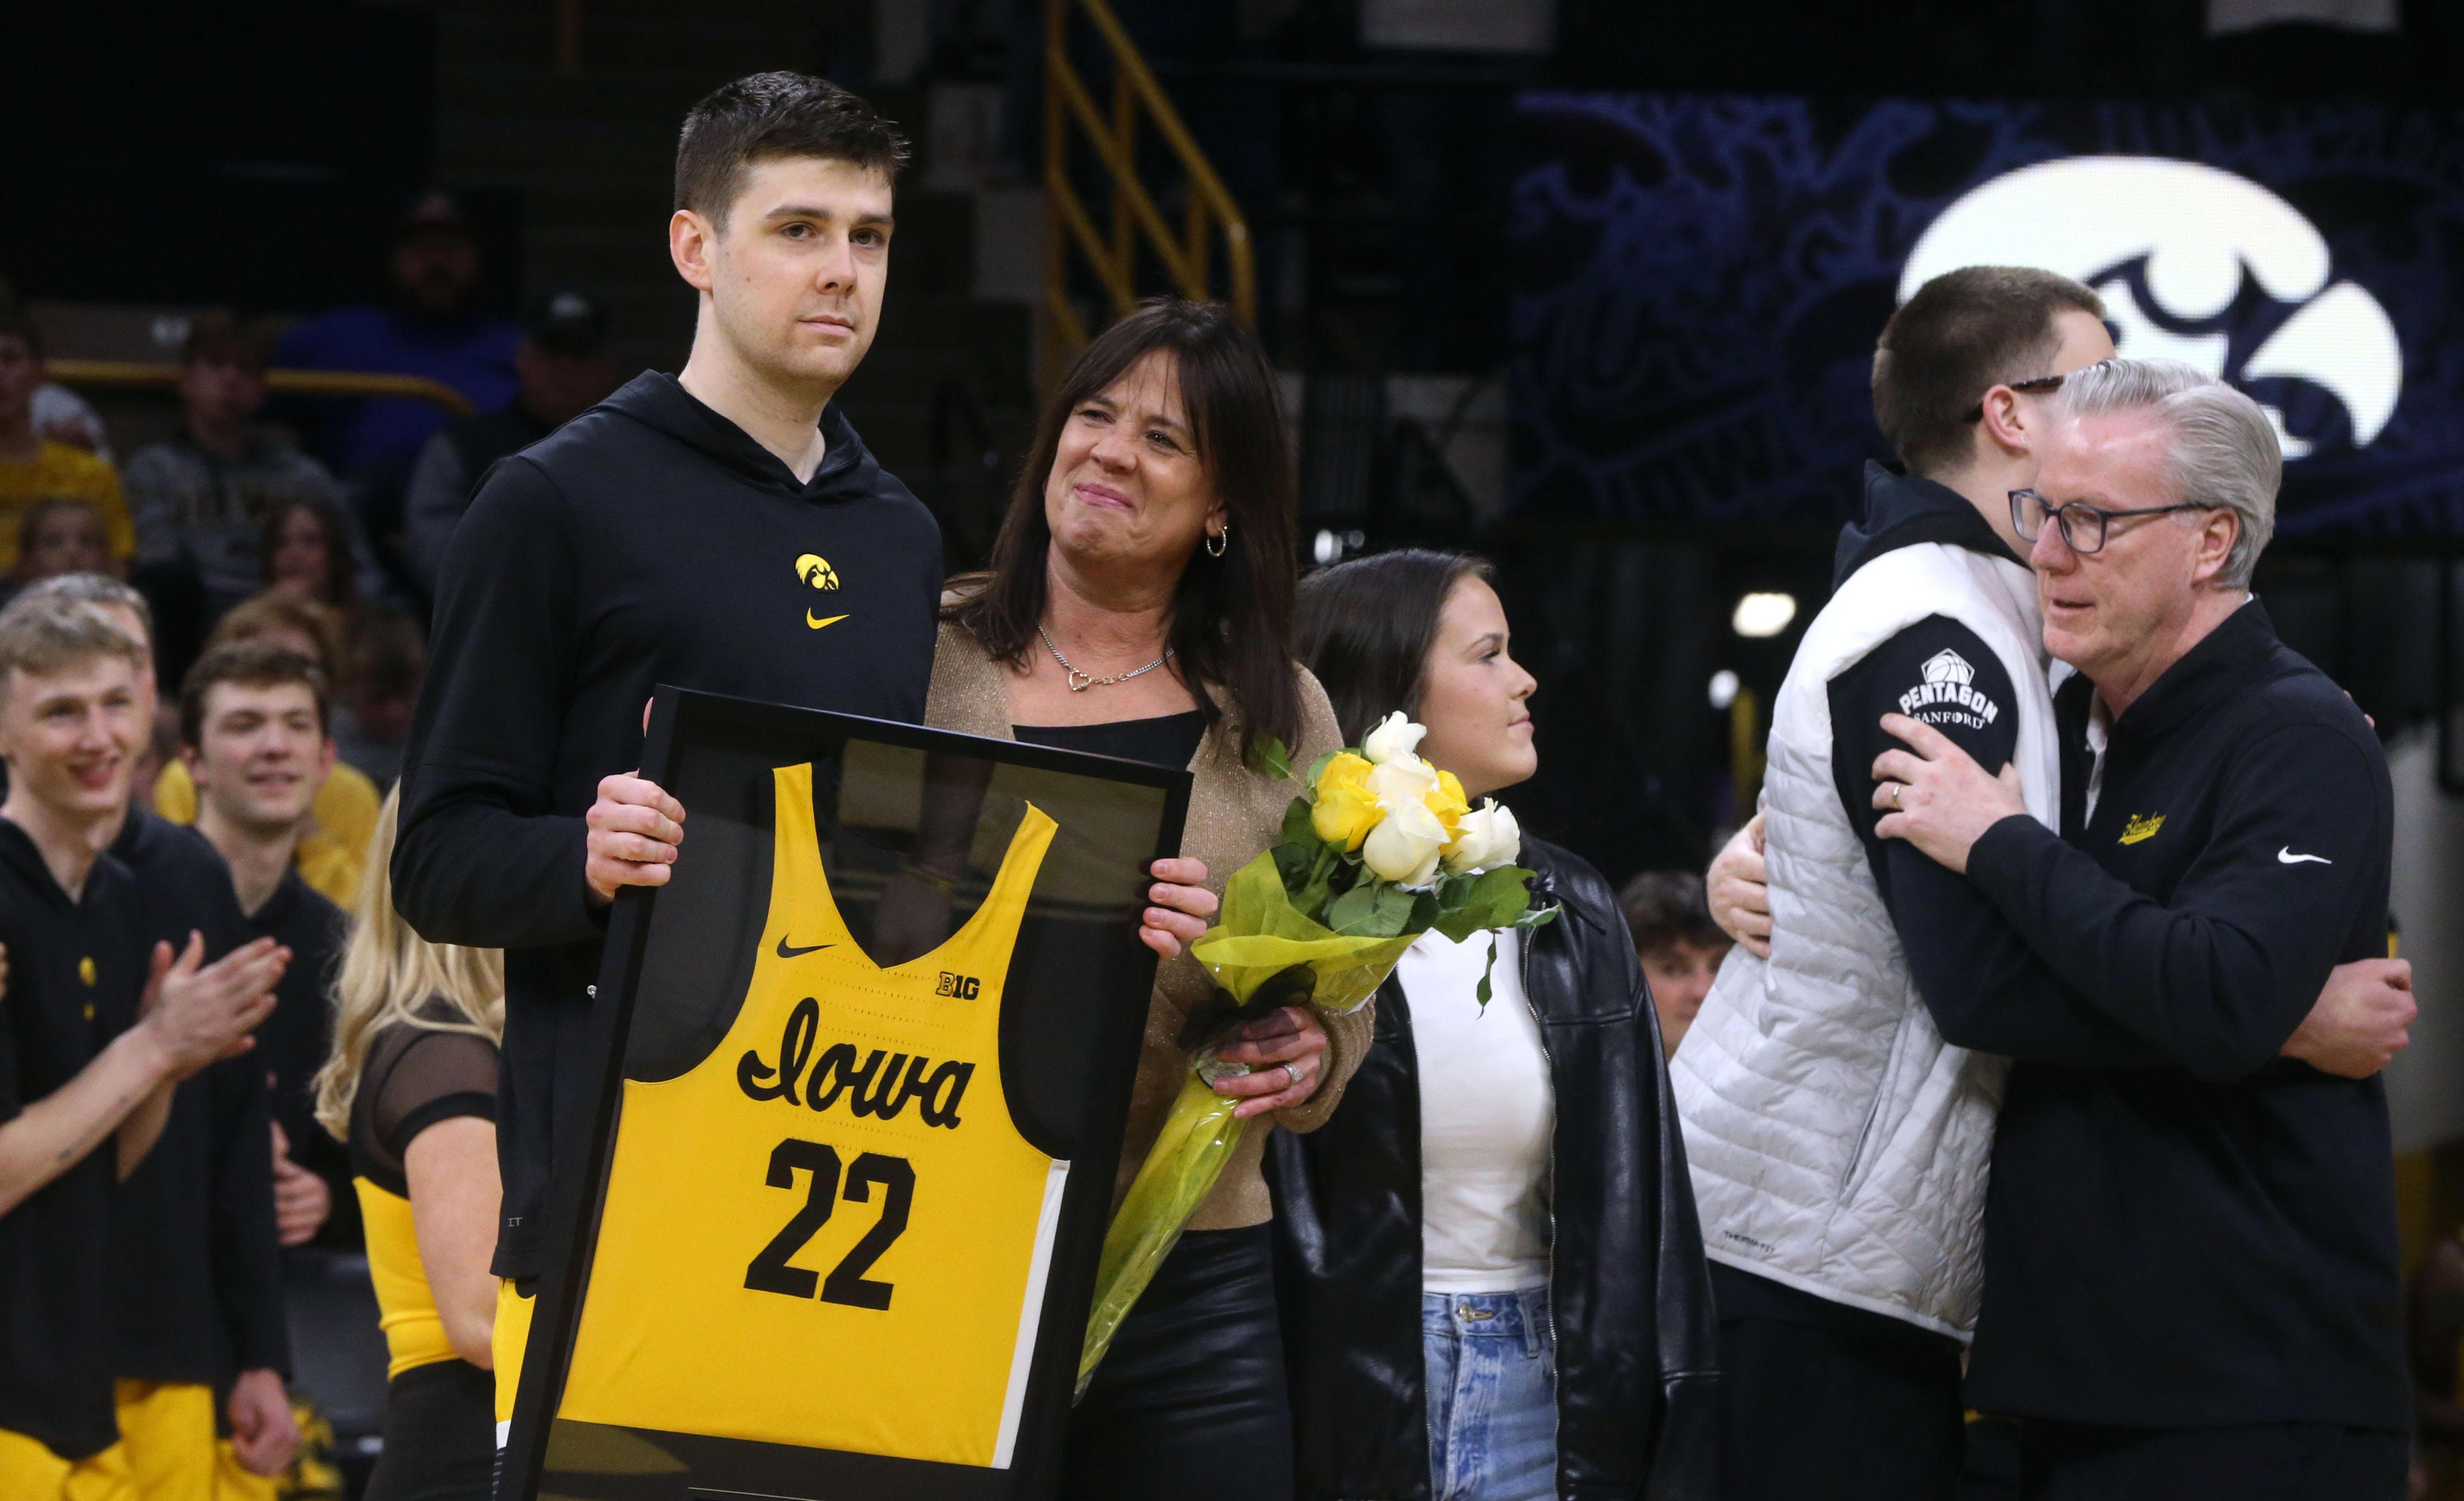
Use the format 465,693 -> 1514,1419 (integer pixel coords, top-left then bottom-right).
936,971 -> 982,999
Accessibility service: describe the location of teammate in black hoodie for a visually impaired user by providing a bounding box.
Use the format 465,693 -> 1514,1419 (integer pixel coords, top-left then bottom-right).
394,74 -> 1216,1318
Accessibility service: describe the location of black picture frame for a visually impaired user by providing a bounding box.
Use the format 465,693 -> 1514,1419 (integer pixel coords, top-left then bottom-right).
497,686 -> 1192,1501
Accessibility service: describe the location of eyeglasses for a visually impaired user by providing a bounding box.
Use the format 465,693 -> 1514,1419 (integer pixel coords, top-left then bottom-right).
1962,373 -> 2067,423
2008,488 -> 2215,555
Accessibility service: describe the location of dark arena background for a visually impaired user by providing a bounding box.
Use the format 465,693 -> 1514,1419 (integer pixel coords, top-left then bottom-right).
12,2 -> 2464,1494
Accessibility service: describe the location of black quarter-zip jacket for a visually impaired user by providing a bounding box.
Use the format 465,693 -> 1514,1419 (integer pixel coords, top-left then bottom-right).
1947,600 -> 2406,1432
392,371 -> 942,1279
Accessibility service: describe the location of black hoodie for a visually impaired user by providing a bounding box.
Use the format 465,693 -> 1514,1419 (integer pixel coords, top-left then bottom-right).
393,372 -> 941,1279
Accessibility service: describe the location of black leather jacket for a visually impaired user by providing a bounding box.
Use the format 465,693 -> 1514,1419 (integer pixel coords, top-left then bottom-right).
1267,837 -> 1720,1500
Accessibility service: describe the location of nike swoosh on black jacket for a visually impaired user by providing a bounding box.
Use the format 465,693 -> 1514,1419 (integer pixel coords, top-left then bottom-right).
1944,600 -> 2406,1433
392,371 -> 942,1281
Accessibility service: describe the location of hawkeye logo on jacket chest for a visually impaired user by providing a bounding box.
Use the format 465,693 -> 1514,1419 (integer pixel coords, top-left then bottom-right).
1898,648 -> 2001,731
797,553 -> 847,630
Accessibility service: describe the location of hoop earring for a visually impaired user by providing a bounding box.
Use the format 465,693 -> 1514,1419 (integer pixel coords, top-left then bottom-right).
1206,523 -> 1230,559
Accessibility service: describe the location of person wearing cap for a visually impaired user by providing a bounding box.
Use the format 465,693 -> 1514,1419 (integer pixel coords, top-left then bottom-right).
400,289 -> 620,598
274,189 -> 520,595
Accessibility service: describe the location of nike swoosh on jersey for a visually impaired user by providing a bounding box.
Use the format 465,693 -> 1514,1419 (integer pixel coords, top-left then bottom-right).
2278,847 -> 2332,865
807,611 -> 849,630
775,937 -> 834,958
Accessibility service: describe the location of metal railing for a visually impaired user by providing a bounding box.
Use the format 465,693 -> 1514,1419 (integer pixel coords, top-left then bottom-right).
1042,0 -> 1255,362
46,358 -> 475,417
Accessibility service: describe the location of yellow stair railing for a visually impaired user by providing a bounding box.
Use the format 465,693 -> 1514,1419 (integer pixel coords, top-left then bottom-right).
1043,0 -> 1256,364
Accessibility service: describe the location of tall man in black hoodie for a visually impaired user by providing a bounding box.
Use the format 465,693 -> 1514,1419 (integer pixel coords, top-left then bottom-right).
393,72 -> 1220,1382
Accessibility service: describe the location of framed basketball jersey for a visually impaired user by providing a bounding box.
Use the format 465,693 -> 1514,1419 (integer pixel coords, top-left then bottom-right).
498,688 -> 1189,1501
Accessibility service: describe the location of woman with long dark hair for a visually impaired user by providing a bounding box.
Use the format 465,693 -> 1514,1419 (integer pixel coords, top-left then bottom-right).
927,299 -> 1358,1498
1275,548 -> 1721,1500
259,496 -> 360,614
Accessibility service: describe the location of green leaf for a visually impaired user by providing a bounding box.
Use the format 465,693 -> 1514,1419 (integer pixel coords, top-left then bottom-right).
1365,882 -> 1419,938
1430,864 -> 1541,944
1280,796 -> 1318,849
1324,881 -> 1383,936
1474,934 -> 1499,1012
1251,736 -> 1295,783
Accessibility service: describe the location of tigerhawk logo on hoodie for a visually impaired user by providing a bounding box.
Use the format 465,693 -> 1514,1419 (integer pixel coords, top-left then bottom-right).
796,553 -> 847,630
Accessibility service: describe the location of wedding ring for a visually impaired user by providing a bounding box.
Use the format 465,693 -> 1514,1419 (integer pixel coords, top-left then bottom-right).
1888,783 -> 1902,808
1283,1062 -> 1304,1088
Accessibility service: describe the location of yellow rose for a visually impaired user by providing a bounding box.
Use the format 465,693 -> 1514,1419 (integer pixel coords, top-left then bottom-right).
1429,769 -> 1470,844
1311,751 -> 1380,851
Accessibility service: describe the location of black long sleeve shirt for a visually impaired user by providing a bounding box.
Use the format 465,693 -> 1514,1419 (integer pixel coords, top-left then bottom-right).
108,811 -> 291,1386
1949,601 -> 2407,1432
391,372 -> 941,1280
0,821 -> 146,1460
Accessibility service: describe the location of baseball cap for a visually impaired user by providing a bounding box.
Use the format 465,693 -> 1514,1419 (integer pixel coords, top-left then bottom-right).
524,289 -> 611,358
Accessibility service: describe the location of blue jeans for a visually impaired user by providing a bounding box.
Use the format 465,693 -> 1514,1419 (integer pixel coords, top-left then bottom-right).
1423,1287 -> 1558,1501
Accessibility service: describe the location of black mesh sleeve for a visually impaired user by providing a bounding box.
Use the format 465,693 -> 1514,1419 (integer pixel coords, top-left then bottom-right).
360,1027 -> 500,1186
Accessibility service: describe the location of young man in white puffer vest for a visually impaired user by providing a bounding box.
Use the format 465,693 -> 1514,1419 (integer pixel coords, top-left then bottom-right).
1670,268 -> 2415,1500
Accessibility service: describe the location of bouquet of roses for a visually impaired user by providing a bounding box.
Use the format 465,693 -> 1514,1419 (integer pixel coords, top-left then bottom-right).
1079,712 -> 1557,1390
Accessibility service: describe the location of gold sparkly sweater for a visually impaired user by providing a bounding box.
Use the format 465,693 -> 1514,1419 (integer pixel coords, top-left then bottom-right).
925,619 -> 1368,1231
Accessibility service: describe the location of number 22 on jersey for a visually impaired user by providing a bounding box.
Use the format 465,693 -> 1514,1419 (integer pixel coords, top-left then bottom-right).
558,763 -> 1068,1469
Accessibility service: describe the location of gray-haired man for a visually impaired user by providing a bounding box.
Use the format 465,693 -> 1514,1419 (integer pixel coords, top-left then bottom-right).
1877,359 -> 2409,1497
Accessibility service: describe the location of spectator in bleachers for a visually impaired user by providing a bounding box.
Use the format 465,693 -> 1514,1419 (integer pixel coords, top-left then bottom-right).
179,643 -> 356,1250
259,495 -> 366,616
155,592 -> 380,910
333,610 -> 422,791
276,191 -> 519,593
0,306 -> 134,573
0,598 -> 286,1492
1617,869 -> 1731,1054
403,288 -> 619,597
123,312 -> 352,620
0,275 -> 115,463
12,500 -> 119,586
311,787 -> 502,1501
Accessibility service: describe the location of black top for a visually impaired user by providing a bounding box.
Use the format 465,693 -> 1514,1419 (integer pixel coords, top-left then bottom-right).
0,819 -> 146,1459
107,811 -> 290,1385
1013,710 -> 1207,769
1269,838 -> 1722,1499
346,1016 -> 499,1199
247,869 -> 355,1248
392,372 -> 942,1280
1953,601 -> 2406,1430
444,404 -> 553,496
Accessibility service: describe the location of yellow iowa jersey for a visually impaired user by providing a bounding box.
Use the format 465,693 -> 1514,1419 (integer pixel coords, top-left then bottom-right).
355,1180 -> 463,1379
558,763 -> 1068,1469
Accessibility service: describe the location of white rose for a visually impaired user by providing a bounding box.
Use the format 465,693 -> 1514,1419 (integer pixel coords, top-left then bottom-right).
1442,799 -> 1523,876
1361,712 -> 1427,766
1361,796 -> 1446,888
1366,752 -> 1439,808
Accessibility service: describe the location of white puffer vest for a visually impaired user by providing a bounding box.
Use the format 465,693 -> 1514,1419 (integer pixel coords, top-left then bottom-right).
1672,540 -> 2061,1339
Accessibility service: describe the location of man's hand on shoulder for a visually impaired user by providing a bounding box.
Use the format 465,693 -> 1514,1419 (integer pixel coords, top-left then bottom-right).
1871,713 -> 2027,875
2282,957 -> 2414,1079
1707,813 -> 1771,958
586,772 -> 687,904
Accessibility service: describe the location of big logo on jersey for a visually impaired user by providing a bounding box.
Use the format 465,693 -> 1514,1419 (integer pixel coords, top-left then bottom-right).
1900,157 -> 2401,460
